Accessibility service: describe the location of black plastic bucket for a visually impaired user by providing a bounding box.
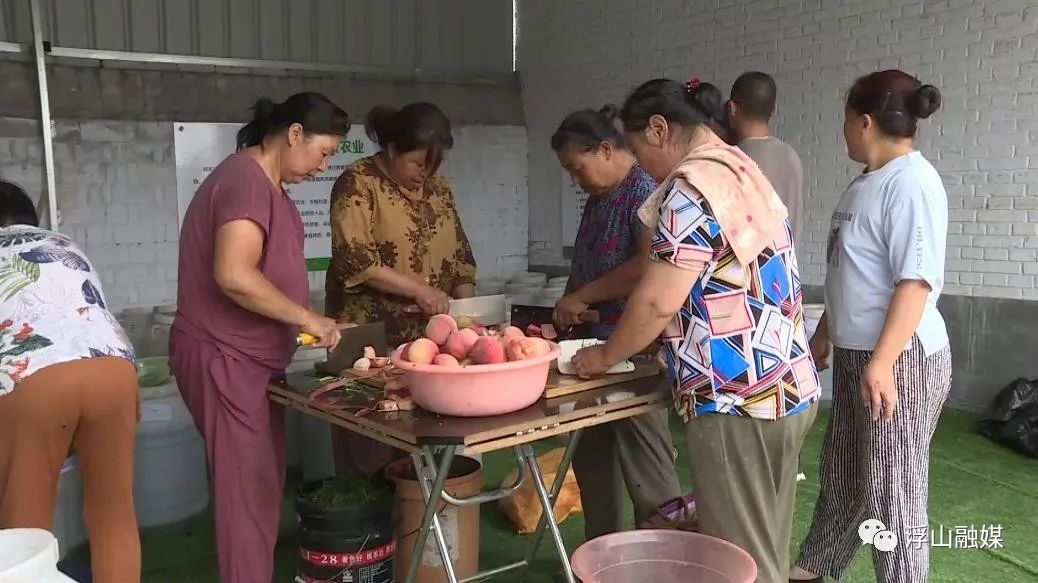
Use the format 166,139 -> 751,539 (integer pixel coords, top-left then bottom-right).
296,478 -> 396,583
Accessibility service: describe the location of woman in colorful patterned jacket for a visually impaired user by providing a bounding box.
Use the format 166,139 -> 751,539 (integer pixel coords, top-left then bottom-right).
573,78 -> 820,583
325,102 -> 476,476
550,104 -> 682,544
0,181 -> 141,583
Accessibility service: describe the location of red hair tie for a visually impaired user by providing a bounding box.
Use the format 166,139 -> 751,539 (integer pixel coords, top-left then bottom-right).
686,77 -> 701,93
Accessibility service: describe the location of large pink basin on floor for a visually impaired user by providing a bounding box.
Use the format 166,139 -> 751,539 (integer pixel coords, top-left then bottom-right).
390,342 -> 561,417
571,529 -> 757,583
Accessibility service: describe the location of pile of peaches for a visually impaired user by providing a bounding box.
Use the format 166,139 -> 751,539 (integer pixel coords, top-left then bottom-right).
398,314 -> 553,367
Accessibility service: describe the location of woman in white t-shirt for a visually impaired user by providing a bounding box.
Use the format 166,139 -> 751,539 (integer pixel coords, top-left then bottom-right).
791,70 -> 951,583
0,181 -> 141,582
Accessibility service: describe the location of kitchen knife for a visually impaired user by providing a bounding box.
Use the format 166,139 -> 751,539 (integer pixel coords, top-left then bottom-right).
509,304 -> 599,340
402,294 -> 508,326
318,321 -> 388,375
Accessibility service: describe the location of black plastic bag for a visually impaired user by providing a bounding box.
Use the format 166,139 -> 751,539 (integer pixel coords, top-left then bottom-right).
978,378 -> 1038,458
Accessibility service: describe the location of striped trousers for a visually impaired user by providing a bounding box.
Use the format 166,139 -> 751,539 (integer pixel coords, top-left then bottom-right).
795,337 -> 952,582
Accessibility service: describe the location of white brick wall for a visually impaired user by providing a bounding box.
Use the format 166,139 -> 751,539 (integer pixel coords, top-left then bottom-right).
1,118 -> 528,311
519,0 -> 1038,300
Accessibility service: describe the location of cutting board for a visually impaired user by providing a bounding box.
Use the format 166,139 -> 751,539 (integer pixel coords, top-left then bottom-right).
543,363 -> 663,399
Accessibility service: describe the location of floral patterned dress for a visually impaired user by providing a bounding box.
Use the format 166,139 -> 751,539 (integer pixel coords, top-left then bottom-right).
0,226 -> 135,395
325,155 -> 477,346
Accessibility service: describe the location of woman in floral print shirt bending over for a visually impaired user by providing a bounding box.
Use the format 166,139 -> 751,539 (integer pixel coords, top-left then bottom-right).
0,181 -> 141,583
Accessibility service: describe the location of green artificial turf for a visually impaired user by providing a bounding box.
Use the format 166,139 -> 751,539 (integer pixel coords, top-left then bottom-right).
65,407 -> 1038,582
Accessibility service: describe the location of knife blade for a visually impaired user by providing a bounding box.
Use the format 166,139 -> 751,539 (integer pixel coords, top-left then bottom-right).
509,304 -> 599,340
318,322 -> 388,375
402,295 -> 508,326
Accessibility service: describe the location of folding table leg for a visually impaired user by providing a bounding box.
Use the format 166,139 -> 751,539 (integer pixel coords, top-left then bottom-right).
403,446 -> 460,583
520,430 -> 582,578
518,437 -> 580,583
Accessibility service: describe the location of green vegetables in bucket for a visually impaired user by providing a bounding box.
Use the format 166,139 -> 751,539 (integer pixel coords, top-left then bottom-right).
303,475 -> 389,509
136,356 -> 171,388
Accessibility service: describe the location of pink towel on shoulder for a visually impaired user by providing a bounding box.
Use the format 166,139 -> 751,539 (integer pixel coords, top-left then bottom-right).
638,142 -> 789,265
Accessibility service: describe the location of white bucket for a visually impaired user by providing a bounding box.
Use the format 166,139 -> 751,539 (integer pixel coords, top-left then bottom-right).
801,303 -> 833,400
51,456 -> 86,561
803,303 -> 825,337
135,379 -> 210,528
0,529 -> 76,582
309,290 -> 326,317
116,307 -> 153,353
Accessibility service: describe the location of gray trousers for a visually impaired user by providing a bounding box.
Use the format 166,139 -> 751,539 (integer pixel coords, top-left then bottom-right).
571,407 -> 682,540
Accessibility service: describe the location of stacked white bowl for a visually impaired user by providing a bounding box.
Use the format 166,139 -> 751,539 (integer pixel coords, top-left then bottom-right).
548,276 -> 569,289
476,276 -> 507,296
504,271 -> 548,313
539,285 -> 567,305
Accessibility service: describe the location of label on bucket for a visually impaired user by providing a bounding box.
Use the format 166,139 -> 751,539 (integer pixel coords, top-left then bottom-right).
299,540 -> 395,583
421,508 -> 460,567
301,541 -> 397,568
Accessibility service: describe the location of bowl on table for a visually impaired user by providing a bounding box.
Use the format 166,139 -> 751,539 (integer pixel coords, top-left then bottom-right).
389,342 -> 561,417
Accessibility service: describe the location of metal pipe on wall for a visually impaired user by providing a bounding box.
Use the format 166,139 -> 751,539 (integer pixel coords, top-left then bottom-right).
28,0 -> 59,231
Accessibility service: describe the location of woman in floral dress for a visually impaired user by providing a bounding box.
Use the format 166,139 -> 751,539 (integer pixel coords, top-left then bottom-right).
326,102 -> 476,346
0,180 -> 141,583
325,102 -> 476,475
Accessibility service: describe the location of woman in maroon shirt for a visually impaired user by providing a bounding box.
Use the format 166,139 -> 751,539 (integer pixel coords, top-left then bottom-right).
171,92 -> 347,582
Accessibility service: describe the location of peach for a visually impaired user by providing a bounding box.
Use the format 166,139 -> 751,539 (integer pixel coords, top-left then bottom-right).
470,336 -> 506,365
403,338 -> 439,365
505,337 -> 552,361
425,314 -> 459,345
540,323 -> 558,340
501,326 -> 525,339
525,324 -> 543,338
433,354 -> 461,367
444,328 -> 480,359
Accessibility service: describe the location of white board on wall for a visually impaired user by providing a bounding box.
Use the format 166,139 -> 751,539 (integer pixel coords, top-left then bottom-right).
560,170 -> 589,246
172,122 -> 376,271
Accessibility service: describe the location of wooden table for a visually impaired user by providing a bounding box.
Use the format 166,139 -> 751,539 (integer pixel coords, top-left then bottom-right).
269,371 -> 671,583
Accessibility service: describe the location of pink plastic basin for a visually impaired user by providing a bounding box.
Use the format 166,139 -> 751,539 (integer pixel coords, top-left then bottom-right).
389,342 -> 561,417
571,530 -> 757,583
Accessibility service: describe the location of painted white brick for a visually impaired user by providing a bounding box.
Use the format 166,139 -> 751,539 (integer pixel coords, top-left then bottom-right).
520,0 -> 1038,298
959,273 -> 983,285
987,222 -> 1012,236
4,119 -> 529,310
974,260 -> 1022,274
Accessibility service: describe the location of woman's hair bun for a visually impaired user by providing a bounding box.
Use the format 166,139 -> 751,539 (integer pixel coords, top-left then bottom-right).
252,97 -> 276,119
597,104 -> 619,120
908,84 -> 942,119
687,82 -> 725,124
